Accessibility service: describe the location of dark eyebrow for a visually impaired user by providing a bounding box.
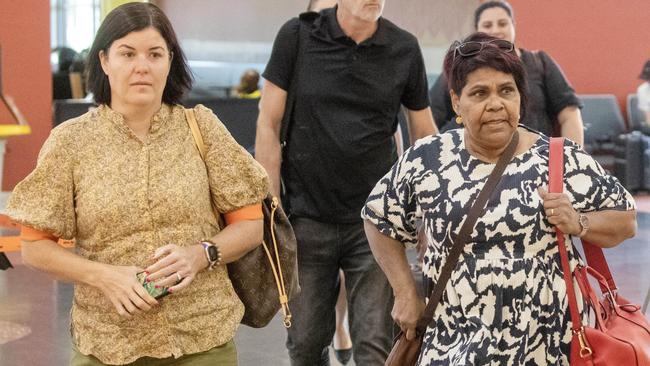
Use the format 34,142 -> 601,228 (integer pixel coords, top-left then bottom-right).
466,84 -> 488,93
114,45 -> 166,51
466,80 -> 516,92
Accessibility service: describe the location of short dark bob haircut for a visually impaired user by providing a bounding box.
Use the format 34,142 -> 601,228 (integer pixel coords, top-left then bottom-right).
86,2 -> 192,105
443,32 -> 529,121
474,1 -> 515,29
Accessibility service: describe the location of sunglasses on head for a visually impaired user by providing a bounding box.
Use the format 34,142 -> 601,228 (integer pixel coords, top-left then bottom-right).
452,39 -> 514,59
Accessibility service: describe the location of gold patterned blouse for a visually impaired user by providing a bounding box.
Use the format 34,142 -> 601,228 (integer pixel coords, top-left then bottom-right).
6,104 -> 269,365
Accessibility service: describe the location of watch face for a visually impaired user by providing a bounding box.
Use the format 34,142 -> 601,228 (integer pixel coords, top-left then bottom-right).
579,214 -> 589,229
207,245 -> 219,262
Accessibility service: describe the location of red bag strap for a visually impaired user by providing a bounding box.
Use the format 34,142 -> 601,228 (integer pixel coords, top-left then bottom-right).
549,138 -> 621,326
582,240 -> 617,292
547,137 -> 616,293
548,137 -> 583,332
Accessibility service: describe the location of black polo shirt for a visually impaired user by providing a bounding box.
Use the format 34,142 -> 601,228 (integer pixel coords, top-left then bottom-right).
263,7 -> 429,223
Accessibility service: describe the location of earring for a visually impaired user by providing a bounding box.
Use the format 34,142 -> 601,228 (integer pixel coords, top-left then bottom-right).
455,115 -> 463,124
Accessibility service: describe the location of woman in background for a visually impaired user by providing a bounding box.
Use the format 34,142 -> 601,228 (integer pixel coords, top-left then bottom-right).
429,0 -> 584,146
636,59 -> 650,128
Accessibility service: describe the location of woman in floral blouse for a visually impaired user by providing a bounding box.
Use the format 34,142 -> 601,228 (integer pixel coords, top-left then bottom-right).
6,3 -> 267,365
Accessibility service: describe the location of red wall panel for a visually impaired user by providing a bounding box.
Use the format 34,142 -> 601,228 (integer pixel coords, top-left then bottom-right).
508,0 -> 650,121
0,1 -> 51,190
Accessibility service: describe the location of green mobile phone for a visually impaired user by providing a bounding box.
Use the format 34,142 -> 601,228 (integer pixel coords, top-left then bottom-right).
136,271 -> 169,300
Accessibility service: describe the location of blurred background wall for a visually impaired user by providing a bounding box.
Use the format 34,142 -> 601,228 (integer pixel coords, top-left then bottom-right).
3,0 -> 650,188
0,1 -> 51,190
157,0 -> 477,73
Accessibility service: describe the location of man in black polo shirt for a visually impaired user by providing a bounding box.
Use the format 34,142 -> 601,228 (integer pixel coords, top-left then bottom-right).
255,1 -> 437,364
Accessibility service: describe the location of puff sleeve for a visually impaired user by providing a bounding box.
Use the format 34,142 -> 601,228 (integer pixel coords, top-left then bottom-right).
6,125 -> 77,240
193,104 -> 269,214
361,144 -> 427,248
563,141 -> 635,212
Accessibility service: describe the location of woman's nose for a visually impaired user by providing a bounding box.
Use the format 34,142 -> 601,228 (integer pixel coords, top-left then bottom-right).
133,55 -> 149,73
486,95 -> 505,111
491,32 -> 505,40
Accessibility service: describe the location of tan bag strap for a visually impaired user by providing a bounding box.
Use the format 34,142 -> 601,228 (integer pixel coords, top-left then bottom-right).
260,199 -> 292,327
184,108 -> 293,328
184,109 -> 207,160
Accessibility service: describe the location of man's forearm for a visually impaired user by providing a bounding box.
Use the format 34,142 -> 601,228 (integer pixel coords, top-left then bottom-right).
407,107 -> 438,144
255,123 -> 282,198
558,106 -> 584,147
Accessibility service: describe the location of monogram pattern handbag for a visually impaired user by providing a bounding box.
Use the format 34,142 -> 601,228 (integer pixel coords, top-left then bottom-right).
548,137 -> 650,365
185,108 -> 300,328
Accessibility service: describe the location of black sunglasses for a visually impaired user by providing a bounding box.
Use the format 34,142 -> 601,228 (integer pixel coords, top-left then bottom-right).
452,39 -> 514,59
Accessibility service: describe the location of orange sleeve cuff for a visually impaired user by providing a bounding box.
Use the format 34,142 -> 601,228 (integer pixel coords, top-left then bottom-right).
20,225 -> 58,242
224,203 -> 263,225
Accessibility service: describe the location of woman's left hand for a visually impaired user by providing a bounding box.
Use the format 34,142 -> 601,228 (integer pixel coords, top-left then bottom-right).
538,187 -> 581,235
145,244 -> 207,294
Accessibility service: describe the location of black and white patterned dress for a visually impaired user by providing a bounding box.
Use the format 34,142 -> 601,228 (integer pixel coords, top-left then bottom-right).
362,128 -> 635,365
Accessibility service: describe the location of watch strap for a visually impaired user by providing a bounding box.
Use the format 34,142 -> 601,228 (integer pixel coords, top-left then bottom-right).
201,240 -> 222,270
577,214 -> 589,237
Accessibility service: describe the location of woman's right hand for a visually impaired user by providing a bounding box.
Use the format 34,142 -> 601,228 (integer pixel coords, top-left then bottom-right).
94,264 -> 158,318
392,290 -> 425,340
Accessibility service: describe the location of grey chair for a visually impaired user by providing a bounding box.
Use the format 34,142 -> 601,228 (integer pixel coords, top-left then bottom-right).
183,97 -> 259,153
52,99 -> 96,127
580,94 -> 627,172
627,93 -> 648,132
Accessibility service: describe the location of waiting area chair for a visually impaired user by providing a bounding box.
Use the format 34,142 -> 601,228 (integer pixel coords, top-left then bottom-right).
580,94 -> 626,173
627,93 -> 649,133
183,97 -> 259,153
52,99 -> 96,127
51,97 -> 260,154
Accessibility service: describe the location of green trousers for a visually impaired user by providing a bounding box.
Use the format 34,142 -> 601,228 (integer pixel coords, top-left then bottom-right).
70,340 -> 237,366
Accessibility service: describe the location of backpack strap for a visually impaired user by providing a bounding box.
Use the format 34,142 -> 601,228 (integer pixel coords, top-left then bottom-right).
279,12 -> 318,148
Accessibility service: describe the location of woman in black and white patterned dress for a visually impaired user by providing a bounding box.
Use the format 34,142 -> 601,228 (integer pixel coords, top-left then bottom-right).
362,32 -> 637,365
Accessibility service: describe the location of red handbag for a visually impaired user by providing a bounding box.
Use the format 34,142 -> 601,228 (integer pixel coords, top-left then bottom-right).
549,137 -> 650,366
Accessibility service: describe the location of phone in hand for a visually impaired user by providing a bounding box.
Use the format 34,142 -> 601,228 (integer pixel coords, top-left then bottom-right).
136,271 -> 170,300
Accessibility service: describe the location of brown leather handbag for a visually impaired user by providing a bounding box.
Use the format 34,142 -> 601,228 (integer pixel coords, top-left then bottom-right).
548,137 -> 650,366
185,109 -> 300,328
385,132 -> 520,366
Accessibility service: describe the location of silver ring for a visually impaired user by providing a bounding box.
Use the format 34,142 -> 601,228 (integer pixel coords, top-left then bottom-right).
176,272 -> 182,282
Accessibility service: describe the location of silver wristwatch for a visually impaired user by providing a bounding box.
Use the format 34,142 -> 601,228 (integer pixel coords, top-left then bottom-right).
201,240 -> 222,270
577,213 -> 589,237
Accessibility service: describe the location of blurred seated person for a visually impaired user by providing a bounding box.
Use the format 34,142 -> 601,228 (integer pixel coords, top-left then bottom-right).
636,59 -> 650,128
52,47 -> 78,100
69,49 -> 89,99
234,69 -> 261,99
